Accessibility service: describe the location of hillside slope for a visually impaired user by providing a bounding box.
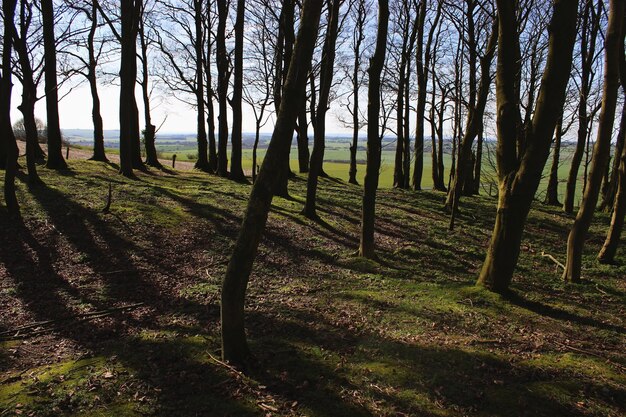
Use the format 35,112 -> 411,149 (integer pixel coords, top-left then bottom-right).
0,158 -> 624,416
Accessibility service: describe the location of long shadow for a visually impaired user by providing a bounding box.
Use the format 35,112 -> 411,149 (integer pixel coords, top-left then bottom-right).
506,292 -> 626,334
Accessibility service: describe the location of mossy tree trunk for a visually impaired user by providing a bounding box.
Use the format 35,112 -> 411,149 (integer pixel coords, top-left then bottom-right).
477,0 -> 578,293
358,0 -> 389,259
42,0 -> 67,170
563,0 -> 624,282
220,0 -> 323,368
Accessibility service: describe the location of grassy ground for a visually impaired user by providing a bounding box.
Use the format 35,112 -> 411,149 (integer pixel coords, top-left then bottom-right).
0,155 -> 624,416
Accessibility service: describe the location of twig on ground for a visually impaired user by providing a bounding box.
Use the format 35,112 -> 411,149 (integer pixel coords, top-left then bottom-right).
541,251 -> 565,270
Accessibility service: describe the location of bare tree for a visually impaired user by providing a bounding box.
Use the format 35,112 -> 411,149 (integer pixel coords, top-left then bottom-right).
563,0 -> 623,282
476,0 -> 578,293
221,0 -> 323,368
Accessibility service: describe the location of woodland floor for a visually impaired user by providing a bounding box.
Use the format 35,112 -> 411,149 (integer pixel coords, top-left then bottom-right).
0,148 -> 625,417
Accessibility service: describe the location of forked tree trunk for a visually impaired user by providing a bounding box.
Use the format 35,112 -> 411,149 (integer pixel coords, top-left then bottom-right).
600,103 -> 626,210
477,0 -> 578,293
220,0 -> 323,368
358,0 -> 389,259
303,0 -> 341,219
42,0 -> 67,170
563,0 -> 624,282
230,0 -> 247,182
2,0 -> 19,216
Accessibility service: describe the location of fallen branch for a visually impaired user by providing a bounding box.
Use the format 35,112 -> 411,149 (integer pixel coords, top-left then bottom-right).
0,303 -> 145,340
555,341 -> 626,373
541,251 -> 565,270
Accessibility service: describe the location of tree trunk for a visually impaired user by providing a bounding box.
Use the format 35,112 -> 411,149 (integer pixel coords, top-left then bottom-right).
600,102 -> 626,210
193,0 -> 210,171
229,0 -> 247,182
2,0 -> 19,216
119,0 -> 142,177
297,105 -> 310,173
42,0 -> 67,170
598,104 -> 626,264
216,0 -> 229,177
359,0 -> 389,259
563,0 -> 624,283
220,0 -> 322,368
303,0 -> 341,219
477,0 -> 578,293
138,11 -> 161,169
87,1 -> 107,162
206,0 -> 218,173
544,117 -> 563,206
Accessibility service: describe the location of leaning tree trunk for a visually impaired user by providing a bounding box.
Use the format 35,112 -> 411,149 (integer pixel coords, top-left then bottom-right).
220,0 -> 323,368
477,0 -> 578,293
42,0 -> 67,170
229,0 -> 247,182
303,0 -> 341,219
598,104 -> 626,264
600,102 -> 626,210
358,0 -> 389,259
2,0 -> 19,216
563,0 -> 624,283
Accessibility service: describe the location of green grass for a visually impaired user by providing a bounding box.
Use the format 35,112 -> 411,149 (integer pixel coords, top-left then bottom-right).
0,154 -> 624,416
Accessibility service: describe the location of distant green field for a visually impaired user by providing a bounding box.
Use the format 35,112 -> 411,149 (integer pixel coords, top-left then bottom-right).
156,140 -> 588,205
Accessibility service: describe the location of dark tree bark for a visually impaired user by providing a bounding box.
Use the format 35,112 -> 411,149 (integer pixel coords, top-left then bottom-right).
216,0 -> 230,177
191,0 -> 210,171
2,0 -> 20,216
348,0 -> 366,185
563,0 -> 624,282
297,104 -> 310,173
274,0 -> 295,198
476,0 -> 578,293
600,83 -> 626,210
563,0 -> 602,213
206,0 -> 218,172
358,0 -> 389,259
544,116 -> 564,206
12,0 -> 43,184
86,1 -> 107,162
303,0 -> 342,219
392,1 -> 415,189
138,5 -> 161,169
446,18 -> 497,230
229,0 -> 246,182
220,0 -> 323,368
119,0 -> 143,177
412,0 -> 442,191
42,0 -> 67,170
